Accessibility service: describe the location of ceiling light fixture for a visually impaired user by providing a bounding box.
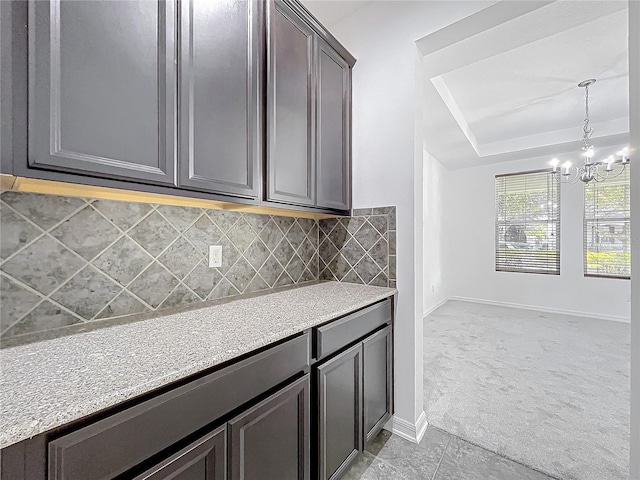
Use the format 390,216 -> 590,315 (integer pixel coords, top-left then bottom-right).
549,79 -> 629,184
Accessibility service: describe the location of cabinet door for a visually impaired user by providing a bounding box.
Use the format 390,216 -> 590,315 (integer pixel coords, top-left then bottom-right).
315,37 -> 350,211
317,343 -> 362,480
178,0 -> 261,198
0,0 -> 13,174
132,426 -> 225,480
229,375 -> 310,480
266,0 -> 315,207
28,0 -> 176,185
363,326 -> 393,444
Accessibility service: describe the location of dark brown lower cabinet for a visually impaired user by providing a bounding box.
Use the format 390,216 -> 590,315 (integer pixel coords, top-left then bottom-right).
363,326 -> 392,443
316,319 -> 393,480
317,343 -> 362,480
229,375 -> 310,480
133,426 -> 226,480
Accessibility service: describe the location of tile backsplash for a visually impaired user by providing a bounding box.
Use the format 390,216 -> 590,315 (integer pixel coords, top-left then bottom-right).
0,192 -> 396,344
318,207 -> 396,288
0,192 -> 319,341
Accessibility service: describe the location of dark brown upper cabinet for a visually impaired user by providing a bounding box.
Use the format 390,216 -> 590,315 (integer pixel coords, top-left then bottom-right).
27,0 -> 177,186
266,0 -> 316,207
316,37 -> 351,211
8,0 -> 355,214
178,0 -> 262,199
266,0 -> 355,212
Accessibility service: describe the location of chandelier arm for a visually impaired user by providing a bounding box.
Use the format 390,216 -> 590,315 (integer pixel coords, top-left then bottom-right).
552,168 -> 580,184
592,164 -> 627,182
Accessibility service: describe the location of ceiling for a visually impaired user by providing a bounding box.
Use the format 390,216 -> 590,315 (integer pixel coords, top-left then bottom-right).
419,1 -> 630,169
300,1 -> 630,170
301,0 -> 373,27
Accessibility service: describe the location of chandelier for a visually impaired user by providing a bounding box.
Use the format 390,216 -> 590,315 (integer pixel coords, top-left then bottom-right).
549,79 -> 629,184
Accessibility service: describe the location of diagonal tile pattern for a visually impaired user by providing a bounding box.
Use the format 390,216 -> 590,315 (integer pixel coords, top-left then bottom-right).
319,207 -> 396,288
0,192 -> 323,341
1,192 -> 395,342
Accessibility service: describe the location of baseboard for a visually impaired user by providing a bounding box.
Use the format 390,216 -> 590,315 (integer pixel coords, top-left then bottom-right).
390,411 -> 428,444
449,296 -> 630,323
423,297 -> 450,318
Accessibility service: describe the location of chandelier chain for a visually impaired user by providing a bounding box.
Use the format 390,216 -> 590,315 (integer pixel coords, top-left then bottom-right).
582,83 -> 593,151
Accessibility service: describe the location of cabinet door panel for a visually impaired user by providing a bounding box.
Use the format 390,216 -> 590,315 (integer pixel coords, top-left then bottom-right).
178,0 -> 260,198
316,38 -> 350,211
317,343 -> 362,480
229,375 -> 310,480
0,0 -> 13,174
28,0 -> 176,185
133,426 -> 225,480
266,0 -> 315,206
363,326 -> 392,443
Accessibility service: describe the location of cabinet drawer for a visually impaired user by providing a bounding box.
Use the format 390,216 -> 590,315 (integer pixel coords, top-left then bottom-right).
48,333 -> 310,480
314,299 -> 391,360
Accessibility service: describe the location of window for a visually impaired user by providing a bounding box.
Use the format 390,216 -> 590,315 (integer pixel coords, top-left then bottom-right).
495,170 -> 560,274
584,165 -> 631,278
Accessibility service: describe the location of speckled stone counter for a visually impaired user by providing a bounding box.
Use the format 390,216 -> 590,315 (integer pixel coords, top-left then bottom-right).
0,281 -> 395,449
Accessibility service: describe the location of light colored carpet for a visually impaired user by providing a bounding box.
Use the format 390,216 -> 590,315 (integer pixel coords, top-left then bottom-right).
423,300 -> 630,480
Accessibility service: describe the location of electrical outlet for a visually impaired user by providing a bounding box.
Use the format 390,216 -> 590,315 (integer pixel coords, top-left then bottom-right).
431,285 -> 435,293
208,245 -> 222,268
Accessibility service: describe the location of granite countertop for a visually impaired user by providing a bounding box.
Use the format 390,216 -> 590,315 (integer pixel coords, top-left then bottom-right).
0,281 -> 395,449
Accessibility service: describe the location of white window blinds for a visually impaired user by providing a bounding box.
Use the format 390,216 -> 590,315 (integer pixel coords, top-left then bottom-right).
584,165 -> 631,278
495,170 -> 560,274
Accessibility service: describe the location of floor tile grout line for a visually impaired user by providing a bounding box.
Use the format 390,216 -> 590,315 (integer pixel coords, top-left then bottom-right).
431,426 -> 564,480
360,450 -> 406,478
430,434 -> 452,480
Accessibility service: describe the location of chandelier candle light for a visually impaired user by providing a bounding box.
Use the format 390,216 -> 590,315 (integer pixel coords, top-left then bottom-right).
550,78 -> 630,184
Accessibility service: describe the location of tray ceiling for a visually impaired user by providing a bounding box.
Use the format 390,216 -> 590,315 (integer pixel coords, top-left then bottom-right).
421,0 -> 629,169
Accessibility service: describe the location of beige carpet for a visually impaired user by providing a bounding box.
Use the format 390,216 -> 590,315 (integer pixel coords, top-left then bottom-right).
423,300 -> 630,480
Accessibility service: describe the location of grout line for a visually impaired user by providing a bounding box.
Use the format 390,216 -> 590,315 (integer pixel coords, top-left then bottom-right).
0,271 -> 88,334
430,427 -> 563,480
153,204 -> 205,236
178,278 -> 206,302
203,209 -> 241,233
0,295 -> 47,337
20,233 -> 94,304
0,199 -> 93,267
0,201 -> 49,267
90,289 -> 127,321
430,434 -> 451,480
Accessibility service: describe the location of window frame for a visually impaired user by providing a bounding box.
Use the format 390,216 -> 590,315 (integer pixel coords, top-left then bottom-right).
495,168 -> 561,275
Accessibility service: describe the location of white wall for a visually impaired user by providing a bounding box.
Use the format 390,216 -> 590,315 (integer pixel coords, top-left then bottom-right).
328,1 -> 495,437
446,155 -> 631,321
423,151 -> 451,315
628,0 -> 639,476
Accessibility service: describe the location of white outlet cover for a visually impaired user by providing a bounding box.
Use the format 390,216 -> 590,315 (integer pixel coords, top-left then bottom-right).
209,245 -> 222,268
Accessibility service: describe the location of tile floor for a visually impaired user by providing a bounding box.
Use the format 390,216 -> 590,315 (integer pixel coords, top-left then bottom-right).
342,427 -> 556,480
